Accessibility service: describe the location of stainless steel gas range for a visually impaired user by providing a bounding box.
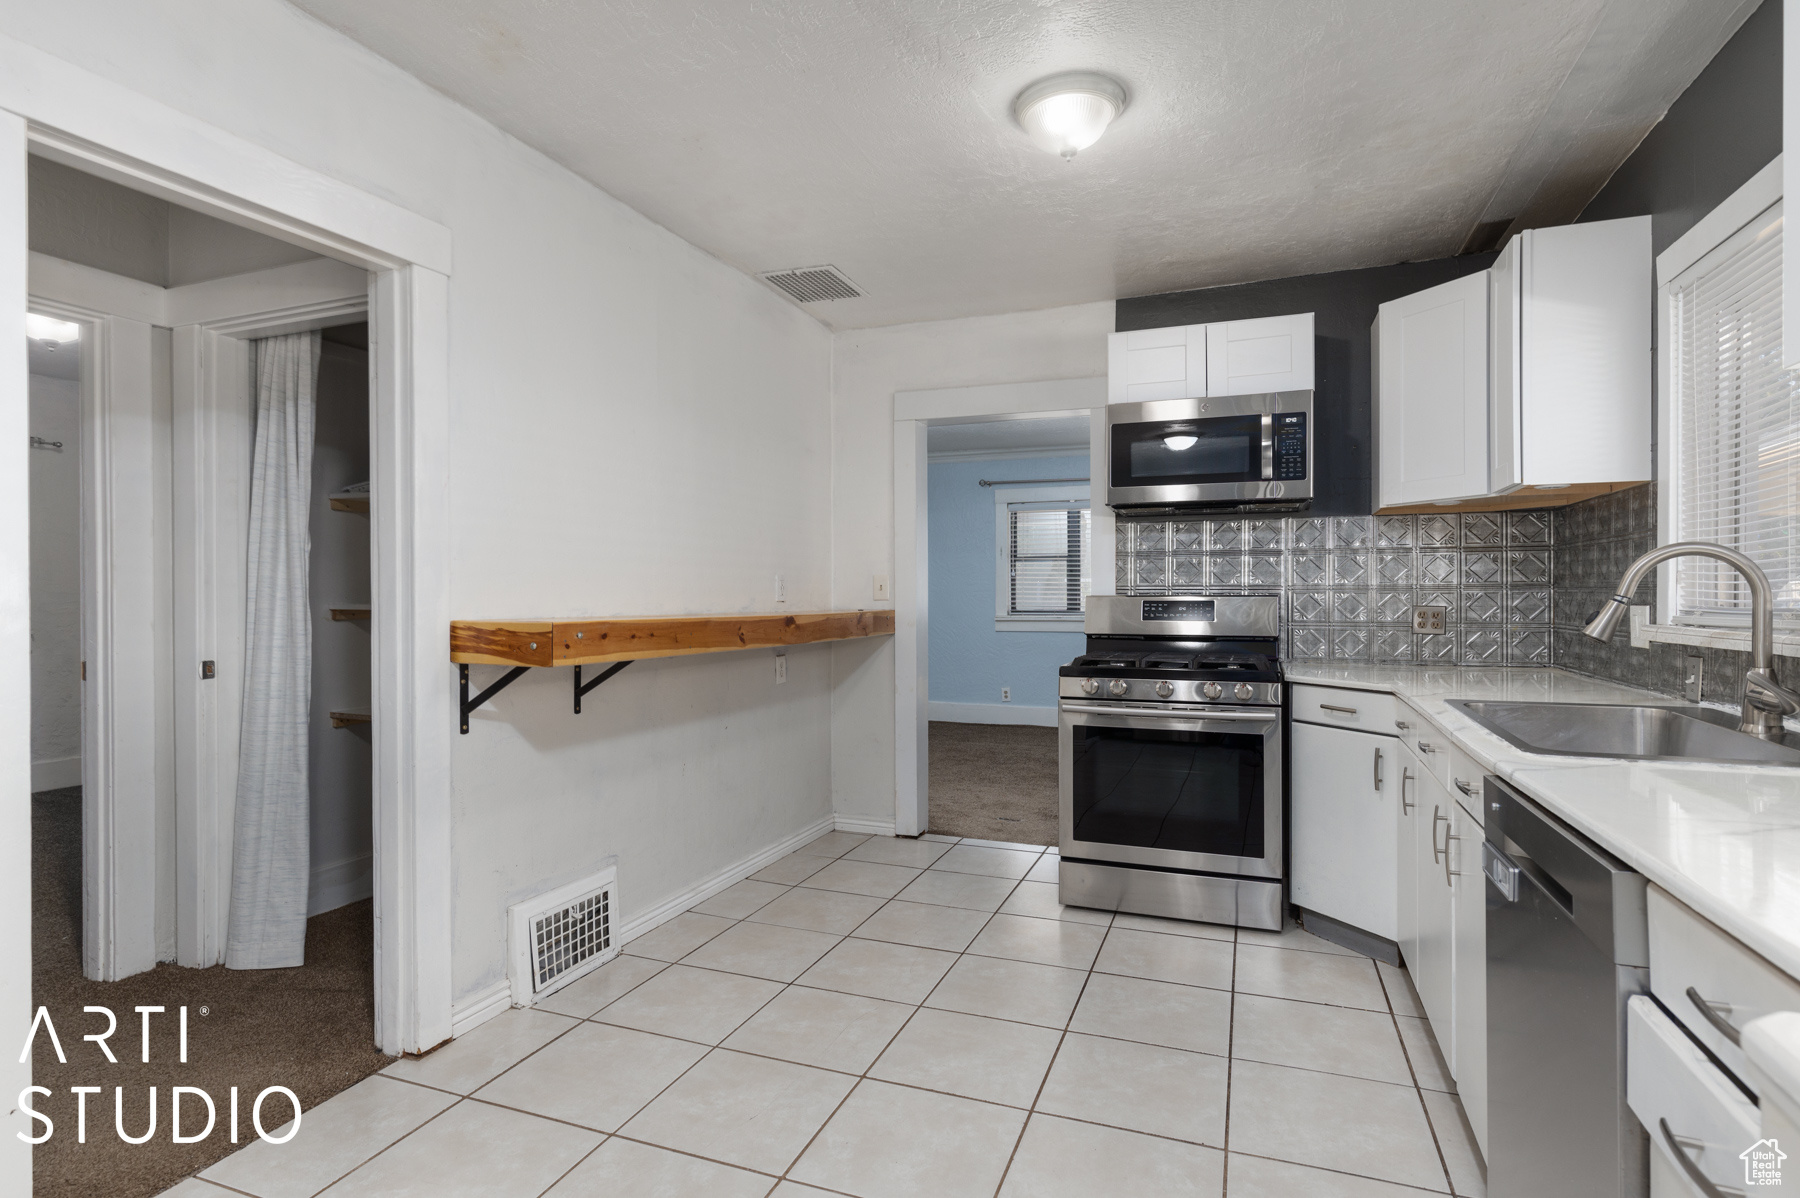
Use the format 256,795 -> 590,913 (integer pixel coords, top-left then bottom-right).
1056,594 -> 1284,931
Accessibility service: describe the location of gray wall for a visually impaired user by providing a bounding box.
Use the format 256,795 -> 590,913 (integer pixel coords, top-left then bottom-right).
1115,256 -> 1496,516
29,156 -> 320,287
1580,0 -> 1779,255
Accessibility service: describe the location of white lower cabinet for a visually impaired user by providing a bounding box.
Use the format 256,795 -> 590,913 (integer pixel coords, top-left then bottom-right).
1408,747 -> 1457,1059
1450,796 -> 1488,1157
1290,719 -> 1397,940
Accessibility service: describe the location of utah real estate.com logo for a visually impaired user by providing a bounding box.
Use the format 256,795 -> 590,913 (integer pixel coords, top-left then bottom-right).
15,1006 -> 301,1147
1743,1137 -> 1786,1188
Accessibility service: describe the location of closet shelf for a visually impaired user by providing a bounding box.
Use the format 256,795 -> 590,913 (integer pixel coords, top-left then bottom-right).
449,609 -> 896,734
329,606 -> 372,621
328,482 -> 370,513
329,708 -> 371,729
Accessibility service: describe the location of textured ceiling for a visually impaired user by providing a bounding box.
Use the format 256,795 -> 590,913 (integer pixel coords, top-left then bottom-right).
288,0 -> 1760,328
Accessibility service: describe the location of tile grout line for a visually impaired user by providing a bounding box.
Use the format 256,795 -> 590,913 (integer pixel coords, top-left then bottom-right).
765,841 -> 1046,1193
1221,923 -> 1239,1195
1376,962 -> 1459,1196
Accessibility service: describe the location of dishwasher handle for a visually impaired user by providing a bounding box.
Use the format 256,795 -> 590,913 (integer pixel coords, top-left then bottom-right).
1482,840 -> 1520,903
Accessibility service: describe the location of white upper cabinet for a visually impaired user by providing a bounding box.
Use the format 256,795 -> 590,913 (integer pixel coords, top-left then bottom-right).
1375,271 -> 1491,507
1108,313 -> 1313,404
1489,216 -> 1651,492
1375,215 -> 1650,511
1108,324 -> 1207,404
1206,313 -> 1314,395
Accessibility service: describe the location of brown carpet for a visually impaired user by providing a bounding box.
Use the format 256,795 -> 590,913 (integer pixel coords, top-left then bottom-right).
30,788 -> 394,1198
927,722 -> 1059,846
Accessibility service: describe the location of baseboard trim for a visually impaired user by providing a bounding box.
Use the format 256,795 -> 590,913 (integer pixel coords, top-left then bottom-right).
308,853 -> 373,917
928,701 -> 1057,727
834,813 -> 897,836
618,813 -> 838,945
450,980 -> 512,1038
31,755 -> 81,792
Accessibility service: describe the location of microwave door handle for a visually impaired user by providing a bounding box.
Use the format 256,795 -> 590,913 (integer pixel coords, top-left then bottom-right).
1261,412 -> 1275,480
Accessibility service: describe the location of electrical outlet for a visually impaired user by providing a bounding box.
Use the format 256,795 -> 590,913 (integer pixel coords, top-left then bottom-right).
775,652 -> 787,685
1684,655 -> 1703,702
775,575 -> 786,604
1001,687 -> 1011,702
1412,605 -> 1447,634
872,574 -> 889,601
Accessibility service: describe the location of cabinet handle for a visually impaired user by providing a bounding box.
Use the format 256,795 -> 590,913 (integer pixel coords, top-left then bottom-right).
1686,986 -> 1743,1047
1373,747 -> 1383,791
1431,806 -> 1447,863
1320,703 -> 1358,715
1418,741 -> 1438,754
1400,768 -> 1415,813
1395,720 -> 1410,730
1659,1118 -> 1745,1198
1454,778 -> 1475,796
1443,827 -> 1461,886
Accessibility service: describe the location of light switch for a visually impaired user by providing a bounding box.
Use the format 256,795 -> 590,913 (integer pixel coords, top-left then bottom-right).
775,575 -> 786,604
872,574 -> 889,601
775,652 -> 787,685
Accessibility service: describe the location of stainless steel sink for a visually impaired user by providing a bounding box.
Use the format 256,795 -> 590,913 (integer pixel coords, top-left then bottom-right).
1446,700 -> 1800,766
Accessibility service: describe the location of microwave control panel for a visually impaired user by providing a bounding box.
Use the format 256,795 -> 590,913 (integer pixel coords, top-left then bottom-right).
1273,412 -> 1308,480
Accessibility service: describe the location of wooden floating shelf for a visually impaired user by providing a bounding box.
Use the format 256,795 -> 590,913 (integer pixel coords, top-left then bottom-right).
329,708 -> 371,729
328,496 -> 369,513
330,606 -> 372,621
451,609 -> 897,668
1375,481 -> 1646,516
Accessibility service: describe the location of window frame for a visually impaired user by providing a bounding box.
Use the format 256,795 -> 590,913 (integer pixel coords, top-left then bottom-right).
992,482 -> 1090,632
1655,156 -> 1795,640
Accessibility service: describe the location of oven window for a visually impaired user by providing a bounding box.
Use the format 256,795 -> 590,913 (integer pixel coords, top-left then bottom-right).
1112,416 -> 1264,487
1069,724 -> 1264,858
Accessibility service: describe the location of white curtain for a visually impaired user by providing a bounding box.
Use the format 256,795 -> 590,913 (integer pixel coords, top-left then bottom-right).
227,331 -> 321,970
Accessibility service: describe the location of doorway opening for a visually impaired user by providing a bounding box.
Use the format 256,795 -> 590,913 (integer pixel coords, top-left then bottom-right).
25,156 -> 389,1198
922,411 -> 1091,845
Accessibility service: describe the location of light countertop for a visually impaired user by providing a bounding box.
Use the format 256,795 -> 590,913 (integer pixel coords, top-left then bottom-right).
1286,663 -> 1800,981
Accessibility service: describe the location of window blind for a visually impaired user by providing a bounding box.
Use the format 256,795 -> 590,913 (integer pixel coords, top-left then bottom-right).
1008,502 -> 1090,615
1673,201 -> 1800,621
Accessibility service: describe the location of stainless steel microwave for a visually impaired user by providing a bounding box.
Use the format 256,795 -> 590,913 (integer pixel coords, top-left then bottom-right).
1105,390 -> 1313,511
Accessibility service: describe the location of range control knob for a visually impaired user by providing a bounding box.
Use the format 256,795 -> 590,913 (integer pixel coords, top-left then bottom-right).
1154,680 -> 1174,698
1081,678 -> 1101,696
1108,679 -> 1129,697
1202,682 -> 1224,700
1235,682 -> 1256,701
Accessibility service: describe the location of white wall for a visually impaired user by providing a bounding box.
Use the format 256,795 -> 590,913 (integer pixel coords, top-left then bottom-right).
2,2 -> 835,1012
828,301 -> 1114,823
28,372 -> 80,791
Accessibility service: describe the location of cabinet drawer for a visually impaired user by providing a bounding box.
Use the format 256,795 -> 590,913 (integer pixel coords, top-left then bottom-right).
1650,886 -> 1800,1095
1395,706 -> 1452,787
1446,745 -> 1484,820
1627,995 -> 1761,1195
1291,685 -> 1396,734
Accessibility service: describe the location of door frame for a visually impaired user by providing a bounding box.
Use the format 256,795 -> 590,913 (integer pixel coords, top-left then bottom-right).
24,284 -> 161,982
889,377 -> 1106,836
0,34 -> 455,1080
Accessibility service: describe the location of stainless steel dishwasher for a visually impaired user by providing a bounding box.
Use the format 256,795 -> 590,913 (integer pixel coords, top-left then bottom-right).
1482,777 -> 1650,1198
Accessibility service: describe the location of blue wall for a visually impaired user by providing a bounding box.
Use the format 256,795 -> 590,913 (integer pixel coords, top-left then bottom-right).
928,453 -> 1089,714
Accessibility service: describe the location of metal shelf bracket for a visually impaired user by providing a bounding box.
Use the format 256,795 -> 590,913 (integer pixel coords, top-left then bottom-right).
460,663 -> 530,734
575,660 -> 633,713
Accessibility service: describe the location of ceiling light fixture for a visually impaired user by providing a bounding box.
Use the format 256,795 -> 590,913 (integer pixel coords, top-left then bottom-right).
1163,435 -> 1198,451
1013,71 -> 1128,160
26,313 -> 80,346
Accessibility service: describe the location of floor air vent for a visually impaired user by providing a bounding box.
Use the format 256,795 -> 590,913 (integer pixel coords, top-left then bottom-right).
508,860 -> 618,1006
759,265 -> 863,303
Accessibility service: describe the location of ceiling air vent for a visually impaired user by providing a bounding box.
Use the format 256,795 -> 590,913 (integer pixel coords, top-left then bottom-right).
508,860 -> 617,1006
759,265 -> 863,303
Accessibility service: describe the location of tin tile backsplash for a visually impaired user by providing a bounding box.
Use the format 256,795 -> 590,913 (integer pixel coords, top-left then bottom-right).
1114,511 -> 1554,665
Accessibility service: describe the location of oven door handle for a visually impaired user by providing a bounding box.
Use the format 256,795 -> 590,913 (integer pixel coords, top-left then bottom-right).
1059,703 -> 1278,722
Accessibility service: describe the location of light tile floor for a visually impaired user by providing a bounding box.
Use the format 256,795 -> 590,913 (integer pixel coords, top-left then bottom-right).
173,831 -> 1485,1198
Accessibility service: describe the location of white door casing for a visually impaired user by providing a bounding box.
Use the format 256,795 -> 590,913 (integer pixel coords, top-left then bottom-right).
891,377 -> 1105,838
0,40 -> 454,1105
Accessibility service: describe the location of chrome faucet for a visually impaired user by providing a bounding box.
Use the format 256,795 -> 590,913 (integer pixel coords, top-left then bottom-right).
1583,541 -> 1800,740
